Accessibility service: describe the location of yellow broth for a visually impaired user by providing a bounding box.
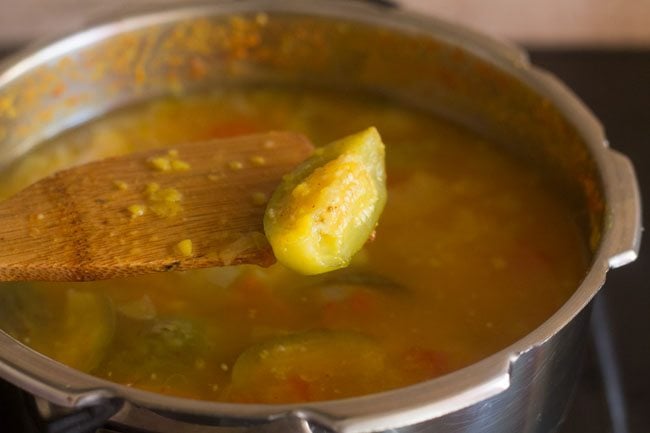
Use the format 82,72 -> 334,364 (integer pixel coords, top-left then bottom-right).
0,86 -> 589,403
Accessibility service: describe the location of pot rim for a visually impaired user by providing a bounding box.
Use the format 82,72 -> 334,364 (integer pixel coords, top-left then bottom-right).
0,1 -> 641,432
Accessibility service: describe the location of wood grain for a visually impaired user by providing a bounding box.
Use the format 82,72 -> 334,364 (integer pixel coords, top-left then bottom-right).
0,132 -> 313,281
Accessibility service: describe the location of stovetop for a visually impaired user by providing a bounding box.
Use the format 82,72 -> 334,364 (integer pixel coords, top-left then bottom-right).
0,48 -> 648,433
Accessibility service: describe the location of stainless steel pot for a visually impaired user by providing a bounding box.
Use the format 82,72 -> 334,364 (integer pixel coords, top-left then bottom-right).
0,1 -> 641,432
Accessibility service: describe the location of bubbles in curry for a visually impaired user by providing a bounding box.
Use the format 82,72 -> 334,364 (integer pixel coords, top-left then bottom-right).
0,86 -> 589,403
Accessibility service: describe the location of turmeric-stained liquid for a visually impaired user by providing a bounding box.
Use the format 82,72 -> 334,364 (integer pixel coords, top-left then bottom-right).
0,86 -> 588,403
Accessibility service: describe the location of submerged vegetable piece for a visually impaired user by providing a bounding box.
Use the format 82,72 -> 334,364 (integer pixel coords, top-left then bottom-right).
0,287 -> 114,372
93,315 -> 219,397
227,330 -> 388,403
54,290 -> 116,372
264,127 -> 386,275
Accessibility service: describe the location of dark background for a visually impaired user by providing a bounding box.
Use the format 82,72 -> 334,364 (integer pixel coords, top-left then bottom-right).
0,47 -> 648,433
529,51 -> 649,433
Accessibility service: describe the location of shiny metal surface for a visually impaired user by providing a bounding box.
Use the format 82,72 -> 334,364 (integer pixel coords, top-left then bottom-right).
0,1 -> 641,432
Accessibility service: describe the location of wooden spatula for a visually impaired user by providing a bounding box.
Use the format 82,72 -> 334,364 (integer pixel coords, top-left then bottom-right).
0,132 -> 314,282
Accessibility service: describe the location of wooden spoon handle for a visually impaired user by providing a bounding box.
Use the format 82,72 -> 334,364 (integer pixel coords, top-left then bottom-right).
0,132 -> 314,281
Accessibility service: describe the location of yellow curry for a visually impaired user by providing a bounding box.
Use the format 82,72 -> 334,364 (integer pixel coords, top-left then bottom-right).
0,86 -> 588,403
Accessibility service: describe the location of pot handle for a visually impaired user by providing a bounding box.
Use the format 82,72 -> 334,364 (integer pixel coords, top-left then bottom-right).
604,149 -> 642,269
36,398 -> 122,433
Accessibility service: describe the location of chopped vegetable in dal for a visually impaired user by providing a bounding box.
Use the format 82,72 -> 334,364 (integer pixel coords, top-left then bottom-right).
0,86 -> 588,403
